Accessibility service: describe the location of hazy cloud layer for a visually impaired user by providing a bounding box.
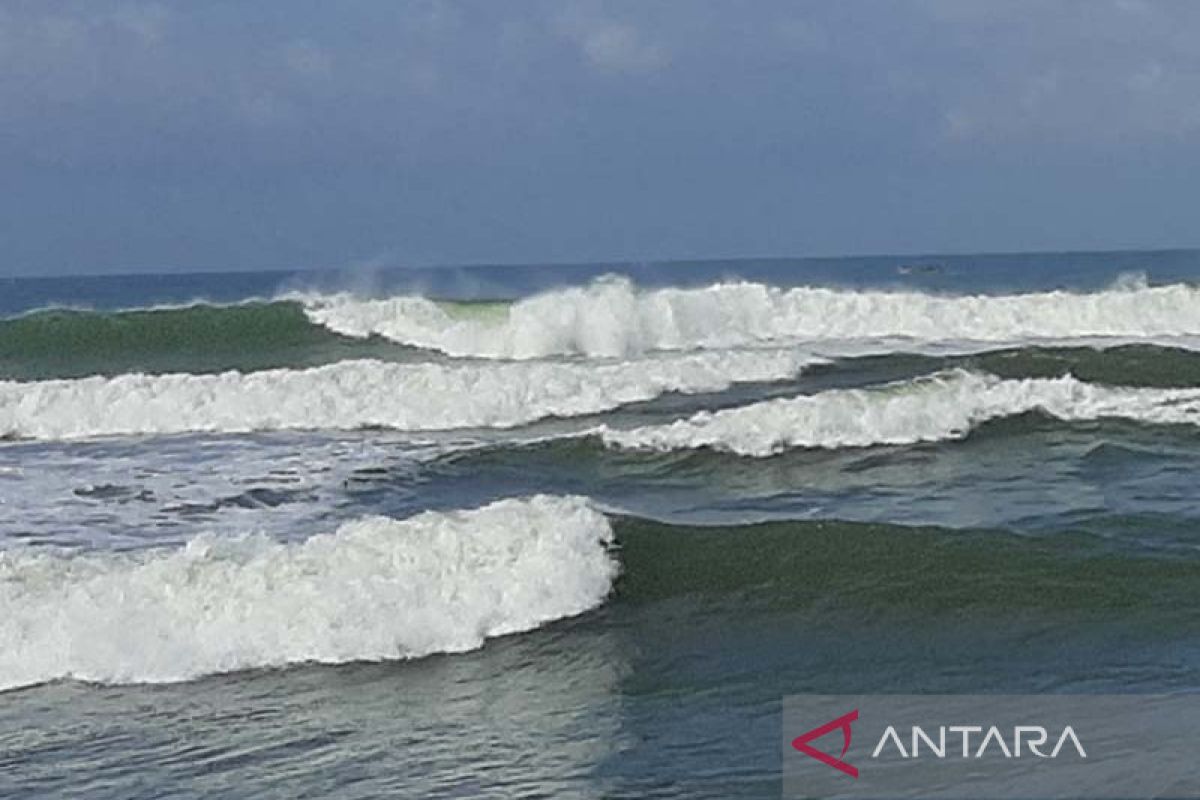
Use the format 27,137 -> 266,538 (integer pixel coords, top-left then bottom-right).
1,0 -> 1198,274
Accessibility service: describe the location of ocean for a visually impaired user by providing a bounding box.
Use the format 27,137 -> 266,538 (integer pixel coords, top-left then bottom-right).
3,250 -> 1200,798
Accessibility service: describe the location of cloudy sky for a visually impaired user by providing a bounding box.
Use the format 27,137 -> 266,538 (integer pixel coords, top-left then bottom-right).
2,0 -> 1198,275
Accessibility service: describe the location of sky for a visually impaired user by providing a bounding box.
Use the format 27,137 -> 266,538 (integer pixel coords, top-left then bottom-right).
1,0 -> 1199,276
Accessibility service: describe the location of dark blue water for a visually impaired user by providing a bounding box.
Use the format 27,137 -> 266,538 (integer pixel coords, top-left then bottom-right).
5,248 -> 1198,316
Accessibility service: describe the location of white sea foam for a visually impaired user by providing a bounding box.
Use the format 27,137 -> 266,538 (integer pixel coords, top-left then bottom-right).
0,495 -> 616,690
0,350 -> 813,441
600,370 -> 1200,456
301,277 -> 1200,359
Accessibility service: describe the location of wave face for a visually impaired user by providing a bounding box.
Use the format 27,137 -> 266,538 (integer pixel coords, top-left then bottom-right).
0,496 -> 616,690
601,370 -> 1200,456
0,302 -> 406,380
960,344 -> 1200,388
302,277 -> 1200,359
0,350 -> 811,441
612,515 -> 1200,614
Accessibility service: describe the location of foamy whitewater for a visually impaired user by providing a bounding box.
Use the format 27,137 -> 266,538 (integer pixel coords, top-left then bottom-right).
302,276 -> 1200,359
11,255 -> 1200,800
0,496 -> 615,691
9,255 -> 1200,798
600,370 -> 1200,456
0,350 -> 813,440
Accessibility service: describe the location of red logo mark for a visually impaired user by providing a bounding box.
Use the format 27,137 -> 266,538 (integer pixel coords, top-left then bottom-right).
792,709 -> 859,778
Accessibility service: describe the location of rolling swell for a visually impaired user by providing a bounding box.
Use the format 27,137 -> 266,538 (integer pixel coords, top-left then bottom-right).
8,286 -> 1200,384
600,370 -> 1200,456
807,344 -> 1200,390
612,516 -> 1200,615
5,501 -> 1196,692
0,350 -> 811,441
0,302 -> 412,380
0,495 -> 617,691
302,277 -> 1200,359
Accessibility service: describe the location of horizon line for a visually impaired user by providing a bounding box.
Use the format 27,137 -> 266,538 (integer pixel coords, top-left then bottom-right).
3,245 -> 1198,282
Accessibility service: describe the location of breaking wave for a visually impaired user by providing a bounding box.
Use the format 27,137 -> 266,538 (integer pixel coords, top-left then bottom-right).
301,277 -> 1200,359
0,350 -> 813,441
0,495 -> 616,691
600,369 -> 1200,456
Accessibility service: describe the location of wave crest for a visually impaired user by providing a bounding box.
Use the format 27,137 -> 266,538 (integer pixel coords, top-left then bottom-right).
0,495 -> 616,690
0,350 -> 813,441
601,370 -> 1200,456
302,277 -> 1200,359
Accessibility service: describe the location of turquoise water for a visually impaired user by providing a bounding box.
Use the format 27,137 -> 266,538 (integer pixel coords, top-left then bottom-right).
3,250 -> 1200,798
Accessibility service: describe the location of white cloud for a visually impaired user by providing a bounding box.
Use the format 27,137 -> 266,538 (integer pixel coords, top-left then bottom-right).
913,1 -> 1200,145
556,8 -> 667,75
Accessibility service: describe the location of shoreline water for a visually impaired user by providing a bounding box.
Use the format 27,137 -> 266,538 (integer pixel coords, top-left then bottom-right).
4,250 -> 1200,798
